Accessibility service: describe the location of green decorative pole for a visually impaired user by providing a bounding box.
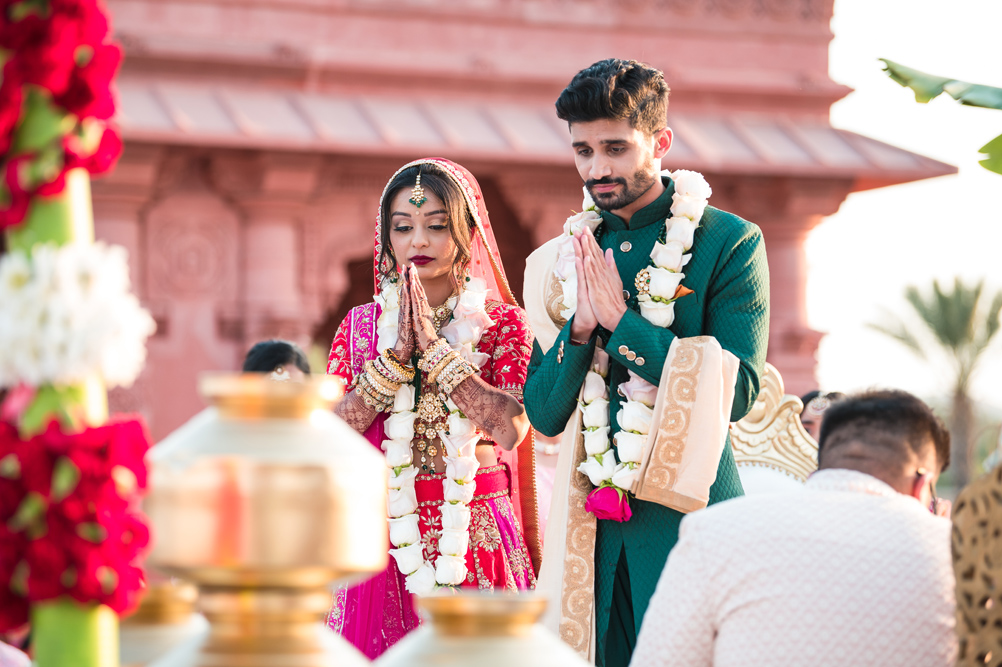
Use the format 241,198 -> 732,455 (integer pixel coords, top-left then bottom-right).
1,14 -> 117,667
31,602 -> 119,667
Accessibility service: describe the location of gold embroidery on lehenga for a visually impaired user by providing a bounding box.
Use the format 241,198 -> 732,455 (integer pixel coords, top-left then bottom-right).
420,511 -> 442,561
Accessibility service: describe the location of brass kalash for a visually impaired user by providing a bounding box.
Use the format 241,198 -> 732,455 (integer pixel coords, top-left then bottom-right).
144,374 -> 387,667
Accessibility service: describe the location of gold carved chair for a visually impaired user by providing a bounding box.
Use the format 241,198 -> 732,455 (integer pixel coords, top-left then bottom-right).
952,466 -> 1002,666
729,363 -> 819,494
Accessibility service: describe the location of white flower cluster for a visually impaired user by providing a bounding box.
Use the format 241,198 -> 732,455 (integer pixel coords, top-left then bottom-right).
385,385 -> 481,596
554,188 -> 602,320
440,277 -> 493,368
576,349 -> 644,493
610,371 -> 658,490
375,280 -> 401,353
0,242 -> 156,389
637,170 -> 711,328
377,277 -> 492,597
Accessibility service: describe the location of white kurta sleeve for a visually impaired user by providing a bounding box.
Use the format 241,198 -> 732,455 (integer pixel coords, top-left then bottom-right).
630,516 -> 716,667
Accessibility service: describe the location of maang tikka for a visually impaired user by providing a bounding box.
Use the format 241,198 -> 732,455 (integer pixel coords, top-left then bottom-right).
409,172 -> 427,208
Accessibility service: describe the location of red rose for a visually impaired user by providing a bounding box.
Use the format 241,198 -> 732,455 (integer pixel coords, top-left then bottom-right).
0,585 -> 29,632
0,158 -> 31,230
0,435 -> 52,500
4,13 -> 79,95
106,416 -> 150,489
24,532 -> 71,601
54,42 -> 121,120
584,485 -> 633,522
65,124 -> 121,176
0,63 -> 23,156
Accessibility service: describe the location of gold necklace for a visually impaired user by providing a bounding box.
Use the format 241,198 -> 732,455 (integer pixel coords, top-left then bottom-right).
431,291 -> 457,332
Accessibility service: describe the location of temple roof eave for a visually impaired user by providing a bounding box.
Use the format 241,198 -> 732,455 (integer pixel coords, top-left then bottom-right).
115,80 -> 956,193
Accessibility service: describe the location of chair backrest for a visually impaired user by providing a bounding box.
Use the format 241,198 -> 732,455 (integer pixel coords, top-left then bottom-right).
951,466 -> 1002,666
729,363 -> 818,494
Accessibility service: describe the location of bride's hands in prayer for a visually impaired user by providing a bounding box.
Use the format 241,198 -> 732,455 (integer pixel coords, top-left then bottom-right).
406,266 -> 442,353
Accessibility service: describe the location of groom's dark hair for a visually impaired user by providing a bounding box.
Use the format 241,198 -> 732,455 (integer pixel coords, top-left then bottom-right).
555,59 -> 669,136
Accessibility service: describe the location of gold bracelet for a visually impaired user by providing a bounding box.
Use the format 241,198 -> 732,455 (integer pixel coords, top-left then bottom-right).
382,350 -> 416,382
438,358 -> 478,394
428,350 -> 461,385
418,339 -> 452,374
374,355 -> 411,385
362,362 -> 399,397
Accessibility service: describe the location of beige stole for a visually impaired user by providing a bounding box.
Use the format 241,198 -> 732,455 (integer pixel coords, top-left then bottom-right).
525,240 -> 741,660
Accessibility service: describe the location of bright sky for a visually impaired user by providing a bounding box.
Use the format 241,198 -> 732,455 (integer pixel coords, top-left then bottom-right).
811,0 -> 1002,407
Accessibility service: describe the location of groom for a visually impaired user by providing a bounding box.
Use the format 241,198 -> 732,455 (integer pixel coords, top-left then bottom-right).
523,59 -> 770,666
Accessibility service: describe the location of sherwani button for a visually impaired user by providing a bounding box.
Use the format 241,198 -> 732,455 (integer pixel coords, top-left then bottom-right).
636,357 -> 645,366
626,351 -> 637,361
623,289 -> 630,300
620,241 -> 633,252
618,345 -> 629,355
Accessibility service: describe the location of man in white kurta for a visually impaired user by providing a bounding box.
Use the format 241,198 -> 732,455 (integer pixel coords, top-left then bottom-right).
630,390 -> 957,667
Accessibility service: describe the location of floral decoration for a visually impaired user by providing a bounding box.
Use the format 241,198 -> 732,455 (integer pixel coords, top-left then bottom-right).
564,170 -> 712,521
0,0 -> 124,230
0,241 -> 156,390
0,415 -> 152,631
377,276 -> 491,596
635,169 -> 710,328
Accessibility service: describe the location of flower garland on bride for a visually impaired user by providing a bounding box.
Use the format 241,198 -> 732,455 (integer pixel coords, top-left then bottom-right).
556,169 -> 712,521
375,275 -> 493,596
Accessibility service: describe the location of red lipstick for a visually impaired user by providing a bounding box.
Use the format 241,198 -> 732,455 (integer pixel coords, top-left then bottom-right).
409,256 -> 433,266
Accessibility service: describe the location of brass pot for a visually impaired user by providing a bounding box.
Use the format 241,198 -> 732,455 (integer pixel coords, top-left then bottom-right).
377,594 -> 590,666
145,374 -> 387,667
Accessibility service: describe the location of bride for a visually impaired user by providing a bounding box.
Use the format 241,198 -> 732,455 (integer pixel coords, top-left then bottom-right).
325,158 -> 540,658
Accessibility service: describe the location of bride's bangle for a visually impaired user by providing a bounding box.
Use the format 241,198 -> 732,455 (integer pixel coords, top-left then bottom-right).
418,338 -> 452,374
437,356 -> 479,395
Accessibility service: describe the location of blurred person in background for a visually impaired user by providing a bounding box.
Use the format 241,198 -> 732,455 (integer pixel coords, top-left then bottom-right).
242,339 -> 311,380
799,390 -> 844,442
630,390 -> 956,667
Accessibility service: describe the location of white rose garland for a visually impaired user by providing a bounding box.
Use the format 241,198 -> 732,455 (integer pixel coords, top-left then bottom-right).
636,169 -> 711,329
377,276 -> 492,596
0,242 -> 156,389
562,170 -> 712,511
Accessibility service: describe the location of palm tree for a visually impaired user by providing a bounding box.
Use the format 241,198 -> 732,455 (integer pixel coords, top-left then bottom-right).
869,278 -> 1002,486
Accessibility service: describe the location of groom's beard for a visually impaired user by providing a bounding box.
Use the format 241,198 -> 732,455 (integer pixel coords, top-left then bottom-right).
586,168 -> 659,212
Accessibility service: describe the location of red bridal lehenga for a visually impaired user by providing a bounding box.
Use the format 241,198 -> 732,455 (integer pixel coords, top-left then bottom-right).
325,158 -> 540,659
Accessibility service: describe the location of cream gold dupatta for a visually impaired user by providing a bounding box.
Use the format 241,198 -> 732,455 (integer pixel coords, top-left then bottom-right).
526,248 -> 740,661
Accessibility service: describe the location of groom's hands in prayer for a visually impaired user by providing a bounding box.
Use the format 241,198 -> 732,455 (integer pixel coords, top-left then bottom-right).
579,226 -> 626,333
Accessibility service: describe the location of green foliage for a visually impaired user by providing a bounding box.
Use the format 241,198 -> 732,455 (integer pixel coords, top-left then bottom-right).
880,59 -> 1002,175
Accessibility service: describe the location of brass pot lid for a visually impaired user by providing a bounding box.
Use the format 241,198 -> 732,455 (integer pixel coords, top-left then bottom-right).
200,373 -> 344,420
418,592 -> 547,638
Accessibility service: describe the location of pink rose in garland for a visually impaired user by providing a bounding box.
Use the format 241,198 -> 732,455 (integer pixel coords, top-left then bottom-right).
0,416 -> 152,632
584,484 -> 633,523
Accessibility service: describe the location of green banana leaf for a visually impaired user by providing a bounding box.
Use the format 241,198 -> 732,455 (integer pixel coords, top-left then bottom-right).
881,59 -> 1002,175
881,59 -> 1002,109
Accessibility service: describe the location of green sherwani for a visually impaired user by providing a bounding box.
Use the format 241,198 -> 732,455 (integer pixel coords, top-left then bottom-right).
524,175 -> 770,666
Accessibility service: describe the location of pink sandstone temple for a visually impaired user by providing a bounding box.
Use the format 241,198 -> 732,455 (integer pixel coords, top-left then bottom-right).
97,0 -> 954,440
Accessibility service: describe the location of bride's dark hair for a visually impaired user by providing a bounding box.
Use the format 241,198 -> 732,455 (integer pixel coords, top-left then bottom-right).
377,164 -> 474,284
